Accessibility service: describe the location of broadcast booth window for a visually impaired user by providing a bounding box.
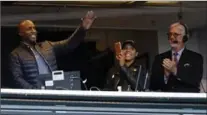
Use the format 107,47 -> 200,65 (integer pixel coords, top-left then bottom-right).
1,1 -> 207,115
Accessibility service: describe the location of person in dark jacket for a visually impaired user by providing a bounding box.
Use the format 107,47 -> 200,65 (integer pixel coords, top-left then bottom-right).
149,22 -> 203,92
105,40 -> 148,91
9,11 -> 96,89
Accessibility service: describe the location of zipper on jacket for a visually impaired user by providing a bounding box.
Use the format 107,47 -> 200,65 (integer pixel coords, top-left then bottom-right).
21,42 -> 40,75
135,65 -> 142,91
28,47 -> 40,75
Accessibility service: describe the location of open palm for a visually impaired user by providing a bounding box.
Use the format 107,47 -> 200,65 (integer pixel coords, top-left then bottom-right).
82,11 -> 96,30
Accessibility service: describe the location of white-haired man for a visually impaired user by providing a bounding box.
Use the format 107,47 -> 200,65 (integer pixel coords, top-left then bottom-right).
150,22 -> 203,92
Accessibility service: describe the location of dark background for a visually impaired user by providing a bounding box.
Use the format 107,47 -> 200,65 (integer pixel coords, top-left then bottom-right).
1,27 -> 114,89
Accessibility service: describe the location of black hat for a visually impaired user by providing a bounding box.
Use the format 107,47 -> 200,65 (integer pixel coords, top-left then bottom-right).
122,40 -> 136,50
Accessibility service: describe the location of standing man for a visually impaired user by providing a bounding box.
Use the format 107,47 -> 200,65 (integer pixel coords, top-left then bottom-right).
150,22 -> 203,92
9,11 -> 96,89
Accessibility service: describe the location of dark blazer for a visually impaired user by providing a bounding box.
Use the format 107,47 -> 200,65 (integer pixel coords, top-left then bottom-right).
149,48 -> 203,92
9,27 -> 86,89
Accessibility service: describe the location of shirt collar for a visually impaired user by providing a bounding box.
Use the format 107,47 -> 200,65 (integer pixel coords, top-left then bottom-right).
21,41 -> 30,46
21,41 -> 36,49
172,47 -> 185,56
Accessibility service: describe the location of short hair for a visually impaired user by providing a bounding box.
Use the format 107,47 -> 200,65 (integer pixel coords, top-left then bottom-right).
169,22 -> 185,35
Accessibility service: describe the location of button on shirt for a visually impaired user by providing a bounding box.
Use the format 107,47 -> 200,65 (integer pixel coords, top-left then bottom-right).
164,48 -> 184,84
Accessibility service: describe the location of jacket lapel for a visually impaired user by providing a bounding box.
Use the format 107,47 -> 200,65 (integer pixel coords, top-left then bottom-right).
177,48 -> 187,70
165,50 -> 173,87
165,50 -> 172,60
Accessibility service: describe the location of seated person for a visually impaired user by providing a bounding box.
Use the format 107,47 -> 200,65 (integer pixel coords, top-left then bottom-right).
149,22 -> 203,92
104,40 -> 148,91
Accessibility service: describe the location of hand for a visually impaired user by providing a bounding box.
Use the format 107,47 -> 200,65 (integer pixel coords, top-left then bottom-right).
116,50 -> 125,67
81,11 -> 97,30
164,68 -> 170,77
162,58 -> 177,75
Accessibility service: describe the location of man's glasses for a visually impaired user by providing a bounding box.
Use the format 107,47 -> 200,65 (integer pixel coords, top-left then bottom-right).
167,32 -> 182,38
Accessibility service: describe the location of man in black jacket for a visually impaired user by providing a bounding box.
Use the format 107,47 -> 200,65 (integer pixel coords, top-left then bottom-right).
9,11 -> 96,89
105,40 -> 147,91
149,22 -> 203,92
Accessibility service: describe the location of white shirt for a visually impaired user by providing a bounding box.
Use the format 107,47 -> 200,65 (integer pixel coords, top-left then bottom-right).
171,48 -> 184,63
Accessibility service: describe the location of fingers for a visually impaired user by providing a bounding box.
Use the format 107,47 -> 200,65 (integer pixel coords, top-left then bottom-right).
116,50 -> 125,60
86,11 -> 96,19
163,59 -> 171,64
120,50 -> 125,55
116,53 -> 122,60
119,51 -> 125,58
82,11 -> 97,23
163,58 -> 171,70
163,61 -> 170,67
163,59 -> 170,66
116,55 -> 120,60
86,11 -> 91,18
89,11 -> 95,18
163,58 -> 173,65
162,64 -> 170,70
116,55 -> 124,61
163,59 -> 176,67
162,58 -> 177,73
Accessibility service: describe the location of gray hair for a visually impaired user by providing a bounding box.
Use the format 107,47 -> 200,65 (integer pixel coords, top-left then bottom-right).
169,22 -> 185,35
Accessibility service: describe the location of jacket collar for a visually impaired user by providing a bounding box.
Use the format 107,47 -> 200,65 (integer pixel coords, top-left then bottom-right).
126,59 -> 139,68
